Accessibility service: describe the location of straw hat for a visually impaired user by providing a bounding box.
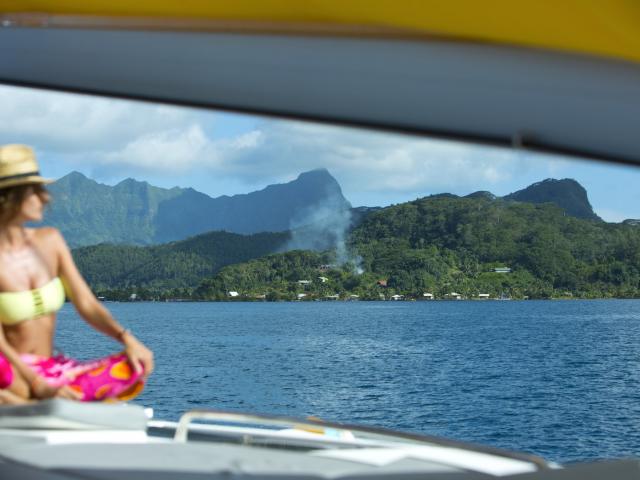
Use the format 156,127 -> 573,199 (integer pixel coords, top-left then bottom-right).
0,144 -> 54,190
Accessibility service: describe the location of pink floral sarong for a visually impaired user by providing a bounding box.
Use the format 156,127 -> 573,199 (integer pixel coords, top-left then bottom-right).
0,352 -> 144,402
0,353 -> 12,390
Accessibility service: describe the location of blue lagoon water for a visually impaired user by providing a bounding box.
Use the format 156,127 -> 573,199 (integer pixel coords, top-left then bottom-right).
55,300 -> 640,464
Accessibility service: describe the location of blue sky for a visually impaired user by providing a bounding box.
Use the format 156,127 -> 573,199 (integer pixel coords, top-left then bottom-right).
1,84 -> 639,222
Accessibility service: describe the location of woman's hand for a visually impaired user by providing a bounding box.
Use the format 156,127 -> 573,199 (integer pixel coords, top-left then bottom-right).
54,385 -> 84,400
31,377 -> 83,401
123,333 -> 154,380
0,389 -> 33,405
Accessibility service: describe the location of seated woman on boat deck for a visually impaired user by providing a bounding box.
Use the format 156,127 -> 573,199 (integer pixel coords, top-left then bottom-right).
0,145 -> 154,404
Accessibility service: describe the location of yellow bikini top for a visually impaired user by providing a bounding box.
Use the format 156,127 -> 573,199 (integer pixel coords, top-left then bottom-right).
0,277 -> 66,326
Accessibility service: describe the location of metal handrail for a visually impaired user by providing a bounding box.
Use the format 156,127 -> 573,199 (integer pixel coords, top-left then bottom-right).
171,408 -> 549,470
174,409 -> 353,443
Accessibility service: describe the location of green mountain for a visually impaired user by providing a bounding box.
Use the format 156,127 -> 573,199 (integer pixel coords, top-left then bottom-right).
45,172 -> 182,247
72,230 -> 290,296
47,171 -> 602,249
68,176 -> 638,300
503,178 -> 602,221
195,194 -> 640,300
46,169 -> 350,247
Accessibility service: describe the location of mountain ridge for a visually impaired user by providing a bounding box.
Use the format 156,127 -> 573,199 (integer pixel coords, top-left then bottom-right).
46,169 -> 351,247
49,171 -> 607,249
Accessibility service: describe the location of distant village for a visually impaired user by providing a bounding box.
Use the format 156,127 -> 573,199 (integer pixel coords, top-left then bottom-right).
107,265 -> 519,302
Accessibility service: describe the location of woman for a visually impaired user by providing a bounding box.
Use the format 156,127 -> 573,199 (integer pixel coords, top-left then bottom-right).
0,144 -> 153,404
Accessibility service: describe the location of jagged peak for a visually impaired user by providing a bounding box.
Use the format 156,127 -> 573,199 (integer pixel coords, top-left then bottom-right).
526,178 -> 584,189
428,193 -> 459,200
296,168 -> 332,179
504,177 -> 601,221
57,170 -> 93,182
249,169 -> 348,205
115,177 -> 149,187
505,177 -> 588,198
293,169 -> 342,189
465,191 -> 496,200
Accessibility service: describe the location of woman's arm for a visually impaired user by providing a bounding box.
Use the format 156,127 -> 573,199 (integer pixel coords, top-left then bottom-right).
0,325 -> 80,400
51,229 -> 154,378
0,326 -> 33,399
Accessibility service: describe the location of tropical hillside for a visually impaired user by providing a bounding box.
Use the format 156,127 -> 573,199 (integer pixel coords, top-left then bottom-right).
193,195 -> 640,301
76,185 -> 640,301
73,230 -> 290,299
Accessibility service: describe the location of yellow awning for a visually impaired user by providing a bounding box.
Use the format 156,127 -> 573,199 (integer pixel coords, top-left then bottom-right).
2,0 -> 640,63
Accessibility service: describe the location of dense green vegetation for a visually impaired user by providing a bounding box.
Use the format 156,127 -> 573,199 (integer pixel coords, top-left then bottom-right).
345,196 -> 639,299
80,194 -> 640,301
73,230 -> 290,300
194,250 -> 339,301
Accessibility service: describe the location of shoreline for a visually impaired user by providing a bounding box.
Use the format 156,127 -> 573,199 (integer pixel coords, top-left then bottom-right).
95,297 -> 640,303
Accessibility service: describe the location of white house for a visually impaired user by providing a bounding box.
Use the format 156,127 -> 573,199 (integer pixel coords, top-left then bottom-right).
297,293 -> 307,299
228,291 -> 239,297
493,267 -> 511,273
391,294 -> 404,301
297,280 -> 312,285
477,293 -> 490,299
422,293 -> 434,299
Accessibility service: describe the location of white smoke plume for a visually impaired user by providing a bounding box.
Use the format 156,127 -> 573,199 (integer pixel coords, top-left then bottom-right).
284,192 -> 363,274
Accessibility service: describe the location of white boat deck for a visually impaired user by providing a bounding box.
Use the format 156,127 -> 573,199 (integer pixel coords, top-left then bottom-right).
0,400 -> 637,480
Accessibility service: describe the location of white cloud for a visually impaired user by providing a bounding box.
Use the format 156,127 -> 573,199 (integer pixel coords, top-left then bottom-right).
92,127 -> 268,178
101,124 -> 212,173
0,83 -> 584,205
0,85 -> 194,153
210,120 -> 540,198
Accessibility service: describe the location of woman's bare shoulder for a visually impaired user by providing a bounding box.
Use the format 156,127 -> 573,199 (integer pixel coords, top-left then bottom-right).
31,227 -> 66,246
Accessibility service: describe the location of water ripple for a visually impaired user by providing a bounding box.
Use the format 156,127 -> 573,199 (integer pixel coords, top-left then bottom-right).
54,299 -> 640,464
